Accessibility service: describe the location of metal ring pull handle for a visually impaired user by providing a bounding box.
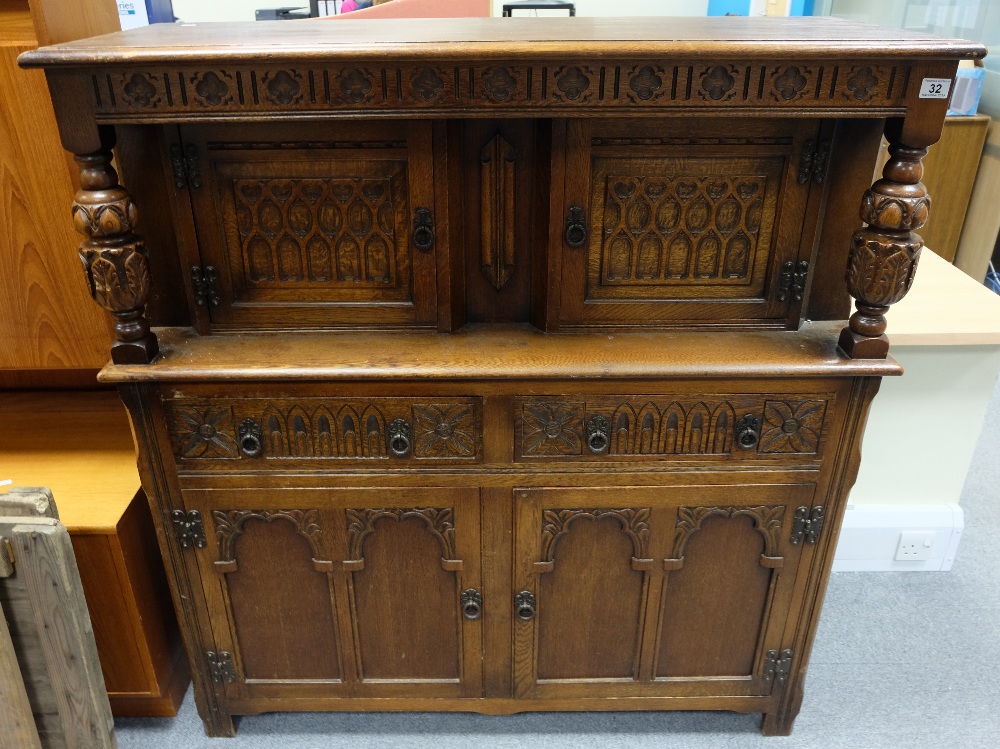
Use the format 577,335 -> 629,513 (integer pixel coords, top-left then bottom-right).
461,589 -> 483,620
564,205 -> 587,248
412,208 -> 435,251
586,415 -> 610,455
735,414 -> 761,451
514,590 -> 536,621
238,418 -> 263,457
387,418 -> 412,457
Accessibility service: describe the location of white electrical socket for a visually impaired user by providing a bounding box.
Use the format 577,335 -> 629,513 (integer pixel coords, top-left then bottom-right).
895,531 -> 936,561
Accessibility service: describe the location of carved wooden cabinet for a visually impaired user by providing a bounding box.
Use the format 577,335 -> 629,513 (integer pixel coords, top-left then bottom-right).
20,16 -> 985,737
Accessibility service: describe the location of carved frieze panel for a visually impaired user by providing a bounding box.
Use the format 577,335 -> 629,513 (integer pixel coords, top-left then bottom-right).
598,174 -> 766,285
517,396 -> 831,459
88,61 -> 910,119
232,175 -> 401,288
166,397 -> 481,462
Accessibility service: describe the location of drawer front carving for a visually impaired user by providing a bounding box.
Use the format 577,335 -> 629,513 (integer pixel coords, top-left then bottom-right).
515,396 -> 829,461
166,398 -> 481,465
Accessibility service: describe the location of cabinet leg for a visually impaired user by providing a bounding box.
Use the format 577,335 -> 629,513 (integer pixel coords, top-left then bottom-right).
201,709 -> 237,738
760,665 -> 805,736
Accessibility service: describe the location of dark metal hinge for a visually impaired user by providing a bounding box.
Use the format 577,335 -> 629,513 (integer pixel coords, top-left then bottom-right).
798,139 -> 831,185
763,648 -> 793,687
790,506 -> 825,545
206,651 -> 236,684
169,143 -> 202,190
171,509 -> 207,549
777,260 -> 809,303
191,266 -> 221,307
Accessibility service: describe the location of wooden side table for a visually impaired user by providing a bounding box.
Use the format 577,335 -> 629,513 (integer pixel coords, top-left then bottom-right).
0,391 -> 189,716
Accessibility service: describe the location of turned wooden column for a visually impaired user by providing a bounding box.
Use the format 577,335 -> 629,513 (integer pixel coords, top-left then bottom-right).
838,119 -> 931,359
73,136 -> 158,364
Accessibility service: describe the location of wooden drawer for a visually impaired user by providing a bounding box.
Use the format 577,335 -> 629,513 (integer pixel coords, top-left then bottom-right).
178,121 -> 442,331
550,118 -> 825,330
514,393 -> 834,462
163,395 -> 483,467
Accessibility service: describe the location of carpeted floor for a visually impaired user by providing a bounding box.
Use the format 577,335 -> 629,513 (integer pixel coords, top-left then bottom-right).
115,375 -> 1000,749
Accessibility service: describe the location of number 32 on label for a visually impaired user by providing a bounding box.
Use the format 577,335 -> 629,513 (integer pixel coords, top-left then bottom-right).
919,78 -> 952,99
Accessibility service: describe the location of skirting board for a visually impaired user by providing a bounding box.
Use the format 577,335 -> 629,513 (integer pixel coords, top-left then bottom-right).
832,504 -> 964,572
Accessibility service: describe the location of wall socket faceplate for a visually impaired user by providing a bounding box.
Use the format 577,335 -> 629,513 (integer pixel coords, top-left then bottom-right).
895,531 -> 936,561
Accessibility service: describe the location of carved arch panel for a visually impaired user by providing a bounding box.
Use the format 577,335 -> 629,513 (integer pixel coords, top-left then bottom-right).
204,508 -> 341,683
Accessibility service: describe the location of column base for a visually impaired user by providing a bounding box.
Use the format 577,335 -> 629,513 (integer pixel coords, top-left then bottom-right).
837,328 -> 889,360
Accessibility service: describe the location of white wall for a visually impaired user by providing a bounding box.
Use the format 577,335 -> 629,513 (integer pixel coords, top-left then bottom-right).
492,0 -> 707,16
171,0 -> 275,22
850,346 -> 1000,506
171,0 -> 710,22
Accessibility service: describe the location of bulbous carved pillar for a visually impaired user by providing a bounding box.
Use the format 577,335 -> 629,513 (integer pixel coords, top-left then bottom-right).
838,129 -> 930,359
73,147 -> 159,364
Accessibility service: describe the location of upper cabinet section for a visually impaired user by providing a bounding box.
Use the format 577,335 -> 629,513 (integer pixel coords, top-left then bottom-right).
176,122 -> 442,331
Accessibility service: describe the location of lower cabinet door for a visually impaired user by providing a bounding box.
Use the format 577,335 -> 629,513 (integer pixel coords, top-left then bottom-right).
183,486 -> 482,701
512,482 -> 817,699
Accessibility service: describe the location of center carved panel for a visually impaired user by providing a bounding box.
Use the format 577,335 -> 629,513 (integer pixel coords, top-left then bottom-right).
600,175 -> 766,285
233,176 -> 400,287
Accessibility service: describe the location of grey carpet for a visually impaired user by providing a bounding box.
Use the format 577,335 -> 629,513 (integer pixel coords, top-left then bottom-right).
115,373 -> 1000,748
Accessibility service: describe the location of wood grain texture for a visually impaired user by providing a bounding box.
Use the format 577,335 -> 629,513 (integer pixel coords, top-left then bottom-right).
7,518 -> 117,749
0,587 -> 42,749
98,323 -> 902,384
19,17 -> 987,68
0,45 -> 112,369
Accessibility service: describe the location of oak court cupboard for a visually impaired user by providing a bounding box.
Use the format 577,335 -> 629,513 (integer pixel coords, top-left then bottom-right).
18,16 -> 986,736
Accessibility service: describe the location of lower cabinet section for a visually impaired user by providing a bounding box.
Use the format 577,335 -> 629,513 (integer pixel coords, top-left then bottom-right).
180,479 -> 820,705
183,487 -> 483,700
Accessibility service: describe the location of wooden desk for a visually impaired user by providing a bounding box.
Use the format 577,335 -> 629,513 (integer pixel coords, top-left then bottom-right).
0,391 -> 189,716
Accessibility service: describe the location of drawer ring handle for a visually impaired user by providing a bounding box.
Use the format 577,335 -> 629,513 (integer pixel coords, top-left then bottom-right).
412,208 -> 435,252
586,415 -> 610,455
387,418 -> 412,458
736,414 -> 761,451
564,205 -> 587,248
461,588 -> 483,621
238,418 -> 263,458
514,590 -> 536,621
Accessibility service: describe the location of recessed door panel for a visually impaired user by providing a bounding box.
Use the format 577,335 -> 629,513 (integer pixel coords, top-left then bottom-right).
513,483 -> 816,700
184,486 -> 481,703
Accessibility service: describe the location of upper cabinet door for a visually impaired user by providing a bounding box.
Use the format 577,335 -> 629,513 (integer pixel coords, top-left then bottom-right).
550,118 -> 826,330
180,122 -> 441,331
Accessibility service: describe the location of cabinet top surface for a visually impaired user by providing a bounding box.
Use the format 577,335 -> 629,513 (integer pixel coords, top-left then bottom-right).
97,323 -> 902,383
19,16 -> 986,68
